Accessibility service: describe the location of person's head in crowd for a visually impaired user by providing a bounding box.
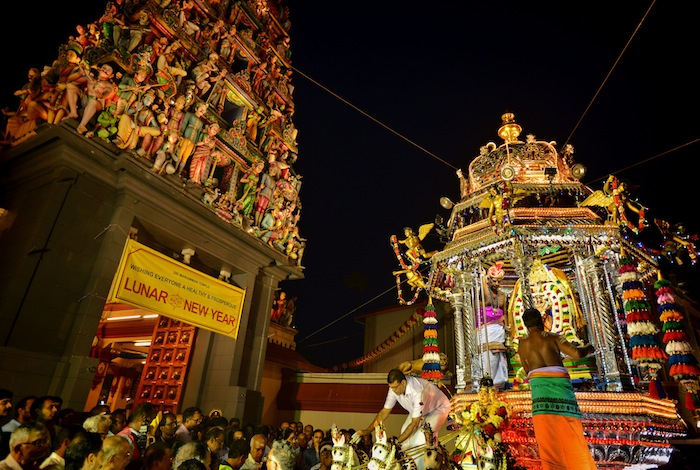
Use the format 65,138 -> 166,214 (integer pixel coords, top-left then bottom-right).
65,431 -> 103,470
176,459 -> 207,470
204,426 -> 225,456
83,414 -> 112,439
110,409 -> 127,435
126,402 -> 157,432
295,432 -> 308,451
225,439 -> 249,470
266,440 -> 296,470
360,433 -> 373,449
173,441 -> 210,470
228,418 -> 240,429
0,389 -> 13,418
158,412 -> 178,441
100,435 -> 132,470
341,429 -> 353,445
12,396 -> 37,426
303,425 -> 313,439
317,443 -> 333,470
248,434 -> 266,464
310,430 -> 323,450
182,407 -> 203,432
8,423 -> 52,470
53,424 -> 85,459
522,307 -> 545,329
256,425 -> 273,444
30,396 -> 59,423
232,430 -> 245,441
143,441 -> 173,470
280,428 -> 297,449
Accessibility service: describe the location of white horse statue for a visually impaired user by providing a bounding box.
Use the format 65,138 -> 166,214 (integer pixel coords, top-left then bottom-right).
330,424 -> 361,470
368,422 -> 416,470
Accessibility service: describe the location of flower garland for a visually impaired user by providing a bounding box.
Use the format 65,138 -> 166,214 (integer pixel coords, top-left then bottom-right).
393,272 -> 422,305
421,299 -> 442,381
610,176 -> 646,234
390,234 -> 425,305
618,250 -> 668,397
453,383 -> 511,467
390,235 -> 420,271
654,275 -> 700,412
459,398 -> 510,444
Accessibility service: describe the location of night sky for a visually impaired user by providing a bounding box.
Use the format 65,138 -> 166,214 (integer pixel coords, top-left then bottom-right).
2,1 -> 698,369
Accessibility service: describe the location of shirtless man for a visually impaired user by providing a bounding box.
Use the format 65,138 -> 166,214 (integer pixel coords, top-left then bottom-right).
517,308 -> 596,470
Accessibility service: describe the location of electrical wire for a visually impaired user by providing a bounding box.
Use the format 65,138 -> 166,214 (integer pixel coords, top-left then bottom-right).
562,0 -> 656,150
585,138 -> 700,187
291,66 -> 458,170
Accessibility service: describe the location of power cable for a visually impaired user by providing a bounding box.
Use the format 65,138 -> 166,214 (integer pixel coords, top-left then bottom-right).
291,66 -> 458,170
585,138 -> 700,187
562,0 -> 656,150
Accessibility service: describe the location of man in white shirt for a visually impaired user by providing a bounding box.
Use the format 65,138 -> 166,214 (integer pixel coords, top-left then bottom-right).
353,369 -> 450,451
240,434 -> 266,470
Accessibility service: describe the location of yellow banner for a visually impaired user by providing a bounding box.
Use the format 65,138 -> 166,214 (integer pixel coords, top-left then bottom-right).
109,239 -> 246,339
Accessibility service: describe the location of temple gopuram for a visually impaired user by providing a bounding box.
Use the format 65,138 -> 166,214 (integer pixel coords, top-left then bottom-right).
0,0 -> 304,422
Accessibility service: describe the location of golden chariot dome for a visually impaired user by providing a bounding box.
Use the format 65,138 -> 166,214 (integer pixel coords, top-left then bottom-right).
431,112 -> 620,283
461,112 -> 586,197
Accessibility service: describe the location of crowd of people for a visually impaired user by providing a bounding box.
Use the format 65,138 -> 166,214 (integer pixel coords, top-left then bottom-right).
0,393 -> 374,470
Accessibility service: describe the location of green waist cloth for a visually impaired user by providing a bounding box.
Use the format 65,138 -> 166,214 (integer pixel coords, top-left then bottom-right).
529,376 -> 582,418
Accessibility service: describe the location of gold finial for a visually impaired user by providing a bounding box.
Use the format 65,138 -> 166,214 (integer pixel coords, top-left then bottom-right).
498,112 -> 522,143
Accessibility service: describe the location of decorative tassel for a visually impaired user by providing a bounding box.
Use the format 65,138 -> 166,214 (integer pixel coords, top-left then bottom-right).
686,393 -> 697,411
421,299 -> 443,382
649,377 -> 666,399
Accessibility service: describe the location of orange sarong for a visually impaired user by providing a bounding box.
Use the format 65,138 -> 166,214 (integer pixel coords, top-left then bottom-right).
529,367 -> 596,470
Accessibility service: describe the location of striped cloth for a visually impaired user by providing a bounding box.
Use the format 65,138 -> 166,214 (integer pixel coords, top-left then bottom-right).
527,366 -> 596,469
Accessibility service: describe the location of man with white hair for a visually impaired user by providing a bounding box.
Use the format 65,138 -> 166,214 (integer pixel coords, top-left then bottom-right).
82,416 -> 111,440
0,423 -> 53,470
267,441 -> 296,470
172,442 -> 210,470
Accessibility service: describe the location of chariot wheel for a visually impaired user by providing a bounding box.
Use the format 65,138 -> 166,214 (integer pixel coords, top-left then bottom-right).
356,449 -> 369,465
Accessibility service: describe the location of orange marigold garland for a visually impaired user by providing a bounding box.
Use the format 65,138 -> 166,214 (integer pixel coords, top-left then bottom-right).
655,275 -> 700,411
421,299 -> 442,381
619,252 -> 667,398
